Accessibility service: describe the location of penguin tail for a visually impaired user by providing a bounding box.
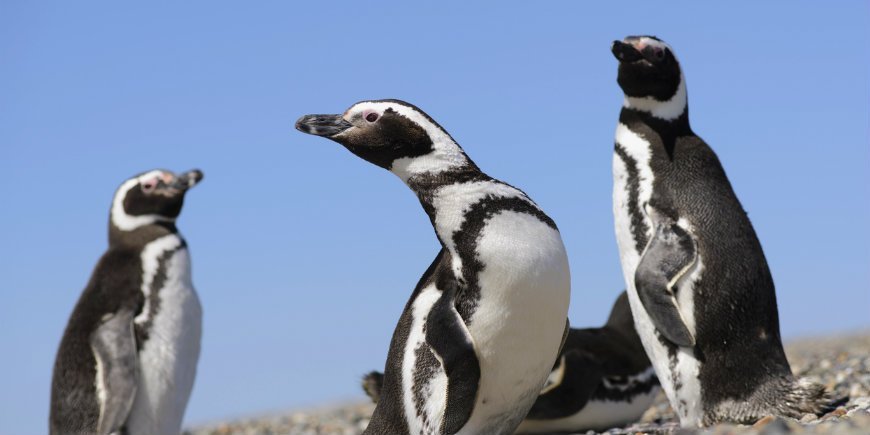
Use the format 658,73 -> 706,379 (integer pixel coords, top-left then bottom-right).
361,371 -> 384,404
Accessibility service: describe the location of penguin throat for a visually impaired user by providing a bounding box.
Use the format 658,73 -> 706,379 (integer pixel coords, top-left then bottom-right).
390,141 -> 472,183
109,220 -> 178,248
623,75 -> 688,121
110,207 -> 174,232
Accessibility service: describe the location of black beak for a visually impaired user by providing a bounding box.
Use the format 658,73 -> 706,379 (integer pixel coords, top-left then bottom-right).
295,114 -> 353,138
611,40 -> 643,62
171,169 -> 204,191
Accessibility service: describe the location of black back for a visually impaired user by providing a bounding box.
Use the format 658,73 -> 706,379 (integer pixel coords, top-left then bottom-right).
631,109 -> 790,406
49,245 -> 141,432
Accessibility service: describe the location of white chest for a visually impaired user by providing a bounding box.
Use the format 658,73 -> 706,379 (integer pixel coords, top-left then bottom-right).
458,211 -> 571,434
431,181 -> 528,277
401,211 -> 571,435
128,235 -> 202,435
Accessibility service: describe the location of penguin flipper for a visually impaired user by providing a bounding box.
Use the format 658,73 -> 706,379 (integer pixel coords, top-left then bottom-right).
425,276 -> 480,435
89,308 -> 139,435
635,213 -> 697,348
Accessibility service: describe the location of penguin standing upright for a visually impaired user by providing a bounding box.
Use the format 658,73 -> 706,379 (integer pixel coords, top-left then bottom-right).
296,99 -> 571,435
610,36 -> 829,426
50,169 -> 204,435
362,291 -> 660,434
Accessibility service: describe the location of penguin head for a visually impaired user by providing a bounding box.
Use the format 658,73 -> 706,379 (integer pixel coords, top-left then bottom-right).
612,36 -> 684,106
295,99 -> 471,181
110,169 -> 204,234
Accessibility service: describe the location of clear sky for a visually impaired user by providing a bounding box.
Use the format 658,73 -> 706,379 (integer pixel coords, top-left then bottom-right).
2,1 -> 868,434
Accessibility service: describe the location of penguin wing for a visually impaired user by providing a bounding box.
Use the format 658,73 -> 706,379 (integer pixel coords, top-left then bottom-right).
89,308 -> 139,434
425,270 -> 480,434
635,209 -> 697,347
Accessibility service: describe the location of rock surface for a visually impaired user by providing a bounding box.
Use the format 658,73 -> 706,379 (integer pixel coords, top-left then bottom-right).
186,332 -> 870,435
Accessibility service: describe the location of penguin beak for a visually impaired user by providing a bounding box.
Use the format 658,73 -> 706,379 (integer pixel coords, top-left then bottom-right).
295,114 -> 353,138
170,169 -> 204,191
612,40 -> 643,63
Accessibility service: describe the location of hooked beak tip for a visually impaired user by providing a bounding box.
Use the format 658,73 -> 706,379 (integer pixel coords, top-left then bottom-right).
177,169 -> 204,190
295,114 -> 352,138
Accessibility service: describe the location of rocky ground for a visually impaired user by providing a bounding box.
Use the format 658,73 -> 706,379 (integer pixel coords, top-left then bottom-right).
186,332 -> 870,435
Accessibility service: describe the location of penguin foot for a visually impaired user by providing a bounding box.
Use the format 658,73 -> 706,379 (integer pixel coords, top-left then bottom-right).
704,377 -> 834,425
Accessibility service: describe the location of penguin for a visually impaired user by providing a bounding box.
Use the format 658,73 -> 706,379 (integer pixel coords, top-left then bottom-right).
50,169 -> 204,435
609,35 -> 830,427
296,99 -> 571,435
362,291 -> 660,434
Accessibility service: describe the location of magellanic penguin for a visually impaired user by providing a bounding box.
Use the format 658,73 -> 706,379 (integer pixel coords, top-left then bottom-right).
610,36 -> 830,426
50,169 -> 204,435
296,100 -> 571,435
361,291 -> 660,433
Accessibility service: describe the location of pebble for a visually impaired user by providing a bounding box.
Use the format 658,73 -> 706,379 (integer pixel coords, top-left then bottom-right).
185,332 -> 870,435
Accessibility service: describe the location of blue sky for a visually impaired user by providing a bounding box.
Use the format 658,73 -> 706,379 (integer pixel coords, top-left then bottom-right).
1,1 -> 868,433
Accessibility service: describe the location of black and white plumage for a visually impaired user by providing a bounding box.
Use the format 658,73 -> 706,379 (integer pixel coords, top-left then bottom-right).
50,169 -> 204,435
516,291 -> 658,433
610,36 -> 829,426
296,100 -> 571,435
363,291 -> 660,433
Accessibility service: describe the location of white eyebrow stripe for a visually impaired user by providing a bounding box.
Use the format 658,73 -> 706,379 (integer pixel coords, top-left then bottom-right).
110,170 -> 174,231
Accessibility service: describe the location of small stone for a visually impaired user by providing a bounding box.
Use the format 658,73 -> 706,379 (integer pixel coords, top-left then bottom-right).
852,396 -> 870,409
753,415 -> 776,428
829,406 -> 848,417
799,413 -> 818,423
847,408 -> 870,418
759,417 -> 793,434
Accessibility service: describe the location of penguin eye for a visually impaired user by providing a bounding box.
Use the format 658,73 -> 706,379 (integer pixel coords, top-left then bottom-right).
653,47 -> 665,60
141,181 -> 157,193
365,112 -> 379,123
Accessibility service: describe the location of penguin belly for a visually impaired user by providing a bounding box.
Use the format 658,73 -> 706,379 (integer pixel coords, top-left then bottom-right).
459,211 -> 571,434
612,148 -> 702,427
127,244 -> 202,435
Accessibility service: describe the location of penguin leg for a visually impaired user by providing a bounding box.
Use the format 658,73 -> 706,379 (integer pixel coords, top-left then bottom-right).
635,207 -> 697,347
525,349 -> 604,420
425,276 -> 480,435
89,308 -> 139,435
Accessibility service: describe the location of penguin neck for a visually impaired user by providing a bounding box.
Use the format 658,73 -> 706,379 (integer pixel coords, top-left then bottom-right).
388,133 -> 474,183
623,73 -> 689,122
404,161 -> 492,245
109,221 -> 179,249
619,95 -> 692,160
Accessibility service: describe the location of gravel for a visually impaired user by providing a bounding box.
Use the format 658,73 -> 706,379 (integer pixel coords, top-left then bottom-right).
186,331 -> 870,435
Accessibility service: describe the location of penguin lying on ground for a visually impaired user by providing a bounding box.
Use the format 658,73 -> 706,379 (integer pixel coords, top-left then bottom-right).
50,169 -> 204,435
362,291 -> 660,433
610,35 -> 831,426
296,100 -> 571,435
